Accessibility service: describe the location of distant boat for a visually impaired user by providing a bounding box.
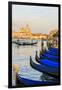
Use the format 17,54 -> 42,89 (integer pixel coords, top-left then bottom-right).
12,39 -> 38,45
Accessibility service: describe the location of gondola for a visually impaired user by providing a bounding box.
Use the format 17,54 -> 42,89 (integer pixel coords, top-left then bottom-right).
30,56 -> 59,78
49,48 -> 58,52
41,47 -> 58,56
36,51 -> 59,62
16,74 -> 59,86
49,47 -> 58,51
39,47 -> 59,61
36,58 -> 59,68
40,53 -> 59,61
35,53 -> 59,68
12,41 -> 38,46
35,51 -> 59,68
43,50 -> 58,56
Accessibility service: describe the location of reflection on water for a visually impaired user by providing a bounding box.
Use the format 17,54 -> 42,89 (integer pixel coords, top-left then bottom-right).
12,40 -> 43,86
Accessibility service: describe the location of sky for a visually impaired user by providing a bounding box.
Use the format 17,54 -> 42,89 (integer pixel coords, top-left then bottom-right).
12,4 -> 58,34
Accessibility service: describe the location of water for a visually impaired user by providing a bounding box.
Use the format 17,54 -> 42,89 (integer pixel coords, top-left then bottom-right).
12,40 -> 43,86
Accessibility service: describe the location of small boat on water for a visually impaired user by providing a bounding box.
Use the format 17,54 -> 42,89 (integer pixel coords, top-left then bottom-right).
16,74 -> 59,86
30,56 -> 59,78
12,39 -> 38,46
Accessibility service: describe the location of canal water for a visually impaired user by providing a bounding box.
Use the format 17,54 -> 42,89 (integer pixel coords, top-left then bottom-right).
12,40 -> 45,86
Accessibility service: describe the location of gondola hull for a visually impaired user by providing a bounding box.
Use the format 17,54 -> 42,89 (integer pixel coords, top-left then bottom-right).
30,57 -> 59,78
36,52 -> 58,63
40,53 -> 59,61
12,41 -> 37,46
44,50 -> 58,56
36,58 -> 59,68
49,48 -> 58,52
16,74 -> 59,86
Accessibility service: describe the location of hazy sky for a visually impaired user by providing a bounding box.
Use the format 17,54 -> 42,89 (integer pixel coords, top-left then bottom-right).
12,5 -> 58,34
